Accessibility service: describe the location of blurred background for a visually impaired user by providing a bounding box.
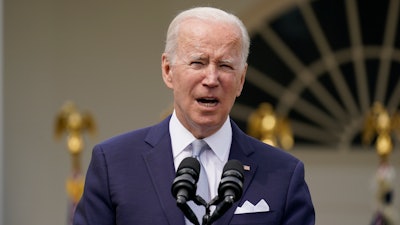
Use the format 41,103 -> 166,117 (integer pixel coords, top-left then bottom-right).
2,0 -> 400,224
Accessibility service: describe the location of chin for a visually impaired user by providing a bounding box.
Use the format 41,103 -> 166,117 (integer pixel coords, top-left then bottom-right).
195,116 -> 223,127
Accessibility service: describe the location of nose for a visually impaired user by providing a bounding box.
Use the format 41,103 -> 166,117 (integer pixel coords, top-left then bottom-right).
203,65 -> 219,87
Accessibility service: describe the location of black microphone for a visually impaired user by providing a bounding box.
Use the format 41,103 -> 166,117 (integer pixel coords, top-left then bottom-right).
207,159 -> 244,224
171,157 -> 201,225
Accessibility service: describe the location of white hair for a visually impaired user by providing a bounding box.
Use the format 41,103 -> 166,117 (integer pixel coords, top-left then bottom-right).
164,7 -> 250,67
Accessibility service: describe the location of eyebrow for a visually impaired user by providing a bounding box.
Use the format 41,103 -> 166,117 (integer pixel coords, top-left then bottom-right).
187,54 -> 235,65
189,54 -> 206,61
219,59 -> 234,64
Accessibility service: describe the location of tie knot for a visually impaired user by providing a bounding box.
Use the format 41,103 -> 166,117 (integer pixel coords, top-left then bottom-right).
191,139 -> 208,158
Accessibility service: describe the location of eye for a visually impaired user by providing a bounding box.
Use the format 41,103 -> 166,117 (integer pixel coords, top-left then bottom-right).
190,61 -> 205,69
220,64 -> 234,70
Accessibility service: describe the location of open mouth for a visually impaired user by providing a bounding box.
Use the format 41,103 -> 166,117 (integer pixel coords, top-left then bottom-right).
197,97 -> 219,106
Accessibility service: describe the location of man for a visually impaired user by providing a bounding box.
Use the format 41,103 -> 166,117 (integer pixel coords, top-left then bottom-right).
73,6 -> 315,225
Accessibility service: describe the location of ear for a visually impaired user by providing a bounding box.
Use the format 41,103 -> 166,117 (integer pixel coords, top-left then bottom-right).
236,63 -> 247,97
161,53 -> 174,89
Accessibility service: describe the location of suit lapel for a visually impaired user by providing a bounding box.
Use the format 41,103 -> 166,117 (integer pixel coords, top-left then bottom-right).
142,117 -> 186,225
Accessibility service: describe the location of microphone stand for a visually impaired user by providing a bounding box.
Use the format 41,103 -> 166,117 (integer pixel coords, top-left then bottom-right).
192,195 -> 208,225
192,195 -> 234,225
177,194 -> 210,225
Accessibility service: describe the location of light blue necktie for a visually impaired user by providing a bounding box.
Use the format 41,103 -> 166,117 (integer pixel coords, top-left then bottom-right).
186,139 -> 210,225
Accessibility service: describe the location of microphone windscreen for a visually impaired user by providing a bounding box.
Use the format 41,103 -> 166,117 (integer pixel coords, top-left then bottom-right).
171,157 -> 201,201
178,157 -> 200,174
223,159 -> 244,175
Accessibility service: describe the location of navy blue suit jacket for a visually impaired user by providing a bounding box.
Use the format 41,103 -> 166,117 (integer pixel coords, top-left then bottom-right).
74,116 -> 315,225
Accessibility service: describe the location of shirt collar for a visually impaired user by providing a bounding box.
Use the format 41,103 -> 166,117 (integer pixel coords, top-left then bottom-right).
169,111 -> 232,162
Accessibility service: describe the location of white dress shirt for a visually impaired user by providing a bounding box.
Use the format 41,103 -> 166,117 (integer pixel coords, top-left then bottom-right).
170,111 -> 232,199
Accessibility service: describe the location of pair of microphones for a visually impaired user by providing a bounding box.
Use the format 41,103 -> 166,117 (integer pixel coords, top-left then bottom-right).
171,157 -> 245,225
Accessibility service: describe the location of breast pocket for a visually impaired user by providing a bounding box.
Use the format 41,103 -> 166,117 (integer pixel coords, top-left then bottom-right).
230,211 -> 278,225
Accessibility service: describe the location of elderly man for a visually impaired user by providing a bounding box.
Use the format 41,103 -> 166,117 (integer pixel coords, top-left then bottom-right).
73,6 -> 315,225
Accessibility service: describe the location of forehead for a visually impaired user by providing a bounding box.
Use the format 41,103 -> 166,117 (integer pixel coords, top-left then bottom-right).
177,19 -> 242,56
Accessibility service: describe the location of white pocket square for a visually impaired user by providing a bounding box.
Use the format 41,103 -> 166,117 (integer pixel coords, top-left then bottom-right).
234,199 -> 270,214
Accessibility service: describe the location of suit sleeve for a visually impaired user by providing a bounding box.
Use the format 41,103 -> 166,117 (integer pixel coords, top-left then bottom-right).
282,161 -> 315,225
73,145 -> 116,225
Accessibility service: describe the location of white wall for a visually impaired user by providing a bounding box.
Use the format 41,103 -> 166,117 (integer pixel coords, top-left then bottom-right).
3,1 -> 399,225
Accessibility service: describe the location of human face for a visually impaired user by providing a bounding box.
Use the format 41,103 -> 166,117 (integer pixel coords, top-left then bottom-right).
162,19 -> 247,138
